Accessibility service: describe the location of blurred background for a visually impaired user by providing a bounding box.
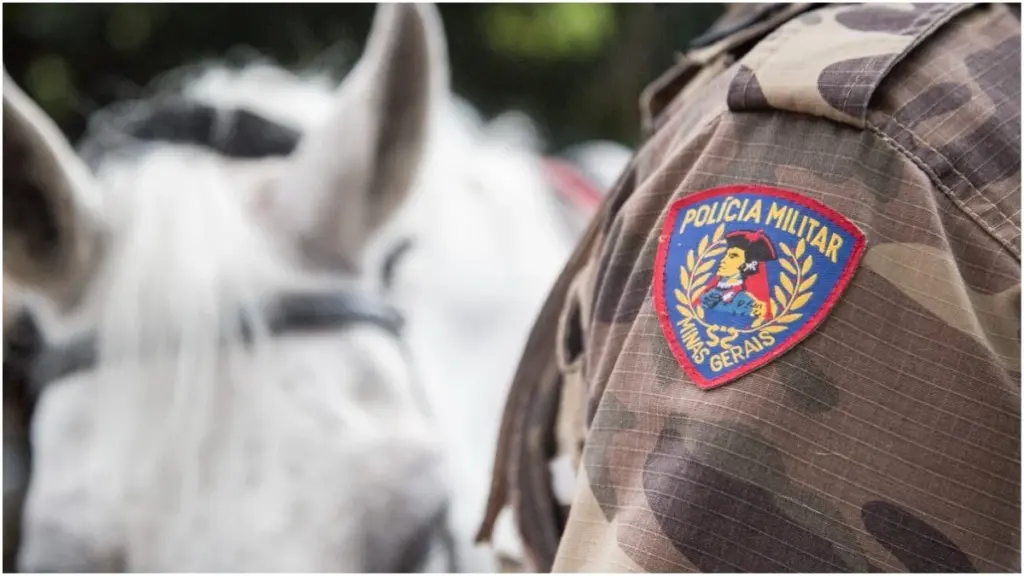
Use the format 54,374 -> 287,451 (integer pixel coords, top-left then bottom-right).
3,3 -> 724,152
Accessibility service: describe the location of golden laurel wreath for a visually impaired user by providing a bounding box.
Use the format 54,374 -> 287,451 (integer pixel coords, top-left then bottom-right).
674,223 -> 816,334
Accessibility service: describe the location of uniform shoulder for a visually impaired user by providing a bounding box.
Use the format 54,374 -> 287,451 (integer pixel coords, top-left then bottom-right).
867,3 -> 1021,257
727,3 -> 977,128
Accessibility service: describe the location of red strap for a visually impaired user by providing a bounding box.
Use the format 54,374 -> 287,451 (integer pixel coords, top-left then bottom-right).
542,157 -> 604,212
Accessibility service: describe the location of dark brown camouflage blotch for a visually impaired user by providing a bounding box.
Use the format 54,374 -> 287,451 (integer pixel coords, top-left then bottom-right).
834,4 -> 943,35
935,35 -> 1021,192
644,427 -> 854,572
727,64 -> 770,111
774,347 -> 841,413
891,82 -> 973,127
818,55 -> 900,122
591,222 -> 652,326
861,501 -> 978,572
642,414 -> 881,572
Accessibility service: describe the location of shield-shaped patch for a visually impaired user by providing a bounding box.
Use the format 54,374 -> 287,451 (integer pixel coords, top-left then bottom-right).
653,184 -> 867,390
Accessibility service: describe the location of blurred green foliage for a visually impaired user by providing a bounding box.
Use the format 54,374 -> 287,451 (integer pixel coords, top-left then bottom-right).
3,3 -> 723,151
484,4 -> 617,59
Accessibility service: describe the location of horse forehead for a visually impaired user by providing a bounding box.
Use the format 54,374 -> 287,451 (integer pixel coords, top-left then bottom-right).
28,331 -> 439,480
31,328 -> 424,432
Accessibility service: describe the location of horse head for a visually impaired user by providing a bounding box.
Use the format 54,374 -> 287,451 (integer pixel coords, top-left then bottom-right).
5,4 -> 457,571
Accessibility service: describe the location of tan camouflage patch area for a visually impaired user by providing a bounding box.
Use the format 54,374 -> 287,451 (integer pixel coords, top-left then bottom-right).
864,243 -> 1021,373
551,468 -> 652,573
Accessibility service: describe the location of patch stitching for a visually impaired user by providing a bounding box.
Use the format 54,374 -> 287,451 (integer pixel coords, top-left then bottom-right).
653,184 -> 867,390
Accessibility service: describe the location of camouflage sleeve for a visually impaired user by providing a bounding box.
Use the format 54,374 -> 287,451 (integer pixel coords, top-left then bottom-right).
553,4 -> 1020,573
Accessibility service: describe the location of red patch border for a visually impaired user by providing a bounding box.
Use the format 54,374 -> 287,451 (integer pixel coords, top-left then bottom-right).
652,184 -> 867,391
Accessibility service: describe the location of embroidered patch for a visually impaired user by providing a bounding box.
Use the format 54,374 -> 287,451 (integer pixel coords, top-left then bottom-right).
653,185 -> 866,390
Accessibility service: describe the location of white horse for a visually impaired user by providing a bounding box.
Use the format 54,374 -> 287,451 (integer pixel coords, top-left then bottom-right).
6,4 -> 458,571
4,2 -> 629,570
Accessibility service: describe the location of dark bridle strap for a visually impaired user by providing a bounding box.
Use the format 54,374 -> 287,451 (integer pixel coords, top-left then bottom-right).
260,291 -> 404,338
79,98 -> 302,168
14,290 -> 405,395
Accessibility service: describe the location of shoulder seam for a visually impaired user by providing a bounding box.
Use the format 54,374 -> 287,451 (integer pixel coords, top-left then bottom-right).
865,114 -> 1022,262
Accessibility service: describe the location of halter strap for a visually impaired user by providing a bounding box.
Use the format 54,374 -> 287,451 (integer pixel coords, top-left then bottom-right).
9,290 -> 405,396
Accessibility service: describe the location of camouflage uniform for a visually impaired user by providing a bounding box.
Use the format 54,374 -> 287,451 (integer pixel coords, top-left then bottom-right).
478,3 -> 1020,572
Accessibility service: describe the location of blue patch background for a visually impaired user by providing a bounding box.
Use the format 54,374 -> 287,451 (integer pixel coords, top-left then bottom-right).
662,190 -> 860,384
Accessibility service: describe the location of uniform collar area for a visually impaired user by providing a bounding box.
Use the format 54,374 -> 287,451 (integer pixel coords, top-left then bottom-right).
639,3 -> 821,133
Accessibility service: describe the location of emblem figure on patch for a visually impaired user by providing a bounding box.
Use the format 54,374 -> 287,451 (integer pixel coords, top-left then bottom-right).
654,184 -> 867,390
692,229 -> 778,330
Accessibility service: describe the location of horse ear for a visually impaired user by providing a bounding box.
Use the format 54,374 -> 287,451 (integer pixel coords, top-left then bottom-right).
3,70 -> 104,309
269,3 -> 449,269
